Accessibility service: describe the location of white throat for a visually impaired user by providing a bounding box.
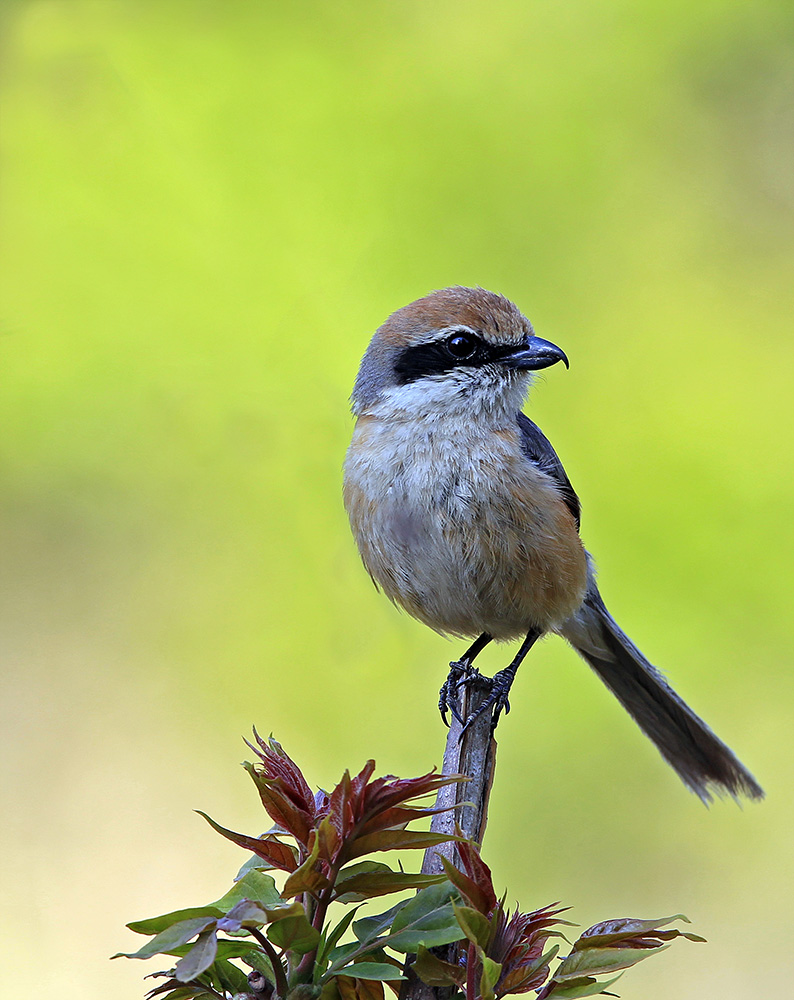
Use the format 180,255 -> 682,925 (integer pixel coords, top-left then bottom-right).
358,369 -> 533,427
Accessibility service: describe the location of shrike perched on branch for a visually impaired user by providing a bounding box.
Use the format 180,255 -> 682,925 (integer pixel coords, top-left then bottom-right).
344,286 -> 762,803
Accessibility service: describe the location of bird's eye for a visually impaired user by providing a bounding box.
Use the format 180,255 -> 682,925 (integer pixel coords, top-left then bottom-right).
446,332 -> 478,360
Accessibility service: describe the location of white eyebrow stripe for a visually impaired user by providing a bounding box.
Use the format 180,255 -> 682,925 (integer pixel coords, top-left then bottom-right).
405,325 -> 479,348
405,325 -> 525,349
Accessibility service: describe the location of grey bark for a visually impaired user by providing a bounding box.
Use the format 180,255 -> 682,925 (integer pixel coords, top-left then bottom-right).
403,675 -> 498,1000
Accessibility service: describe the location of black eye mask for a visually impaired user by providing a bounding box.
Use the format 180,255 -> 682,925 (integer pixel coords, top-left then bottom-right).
394,332 -> 523,385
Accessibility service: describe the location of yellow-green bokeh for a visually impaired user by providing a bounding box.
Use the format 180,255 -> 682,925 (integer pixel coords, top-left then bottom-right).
1,2 -> 792,997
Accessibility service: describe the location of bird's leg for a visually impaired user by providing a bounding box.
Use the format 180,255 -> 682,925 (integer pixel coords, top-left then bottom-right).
439,633 -> 493,726
460,628 -> 542,735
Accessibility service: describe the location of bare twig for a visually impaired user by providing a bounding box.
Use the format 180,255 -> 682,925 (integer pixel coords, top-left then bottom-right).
404,675 -> 498,1000
424,673 -> 498,869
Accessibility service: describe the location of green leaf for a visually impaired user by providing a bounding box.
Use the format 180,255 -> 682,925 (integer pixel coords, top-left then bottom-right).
326,907 -> 362,952
127,908 -> 222,937
217,898 -> 269,932
555,945 -> 670,982
265,900 -> 321,954
115,917 -> 217,960
333,861 -> 393,901
144,987 -> 217,1000
352,901 -> 409,945
235,851 -> 281,880
283,831 -> 329,897
213,957 -> 251,995
315,907 -> 362,980
153,938 -> 264,963
453,903 -> 491,949
218,870 -> 281,910
333,864 -> 446,902
383,882 -> 466,953
411,945 -> 466,988
327,941 -> 362,970
241,945 -> 276,979
173,928 -> 218,982
333,963 -> 404,982
542,973 -> 623,998
126,871 -> 279,938
480,954 -> 502,1000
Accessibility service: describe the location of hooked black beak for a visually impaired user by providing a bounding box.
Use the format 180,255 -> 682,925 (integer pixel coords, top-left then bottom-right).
502,335 -> 569,372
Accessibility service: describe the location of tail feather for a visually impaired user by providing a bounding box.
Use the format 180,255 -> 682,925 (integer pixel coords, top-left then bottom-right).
560,588 -> 764,803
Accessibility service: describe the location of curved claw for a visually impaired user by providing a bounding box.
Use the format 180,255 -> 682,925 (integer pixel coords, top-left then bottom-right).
438,659 -> 479,727
440,697 -> 460,728
458,665 -> 518,739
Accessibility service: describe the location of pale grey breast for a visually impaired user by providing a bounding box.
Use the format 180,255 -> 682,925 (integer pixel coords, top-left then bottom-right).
344,415 -> 587,640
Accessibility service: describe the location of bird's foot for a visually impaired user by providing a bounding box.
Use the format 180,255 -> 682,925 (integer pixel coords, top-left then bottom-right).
439,659 -> 480,727
460,665 -> 517,737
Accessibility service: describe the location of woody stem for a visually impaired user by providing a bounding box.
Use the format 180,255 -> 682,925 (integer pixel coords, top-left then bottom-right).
402,675 -> 498,1000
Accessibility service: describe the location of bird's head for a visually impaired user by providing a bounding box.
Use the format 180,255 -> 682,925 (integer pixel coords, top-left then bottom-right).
351,286 -> 568,421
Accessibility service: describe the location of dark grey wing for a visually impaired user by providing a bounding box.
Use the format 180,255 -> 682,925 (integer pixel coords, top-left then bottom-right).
516,411 -> 581,530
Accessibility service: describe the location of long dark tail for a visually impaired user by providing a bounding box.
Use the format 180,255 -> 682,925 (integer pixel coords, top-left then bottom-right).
559,585 -> 763,803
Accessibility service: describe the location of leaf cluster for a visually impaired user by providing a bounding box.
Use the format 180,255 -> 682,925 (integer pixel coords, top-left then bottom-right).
116,734 -> 702,1000
419,837 -> 704,1000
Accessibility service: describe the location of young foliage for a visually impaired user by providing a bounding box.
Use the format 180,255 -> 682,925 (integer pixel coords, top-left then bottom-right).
117,735 -> 700,1000
416,835 -> 702,1000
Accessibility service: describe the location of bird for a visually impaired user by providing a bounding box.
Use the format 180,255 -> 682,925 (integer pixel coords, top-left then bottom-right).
343,286 -> 763,803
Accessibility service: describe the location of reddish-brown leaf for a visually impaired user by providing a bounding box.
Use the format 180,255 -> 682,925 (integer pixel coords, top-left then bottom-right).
243,733 -> 321,849
350,760 -> 378,800
239,743 -> 467,882
454,838 -> 498,915
348,829 -> 459,860
335,975 -> 385,1000
326,768 -> 465,866
195,812 -> 299,872
316,815 -> 342,864
356,802 -> 465,839
244,762 -> 315,848
574,915 -> 705,950
497,953 -> 555,997
440,857 -> 496,917
412,945 -> 467,988
249,731 -> 317,815
327,768 -> 359,844
360,771 -> 465,823
247,835 -> 299,872
489,904 -> 568,997
282,833 -> 330,898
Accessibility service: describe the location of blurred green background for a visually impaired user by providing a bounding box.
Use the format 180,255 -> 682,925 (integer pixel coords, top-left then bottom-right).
1,1 -> 792,997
